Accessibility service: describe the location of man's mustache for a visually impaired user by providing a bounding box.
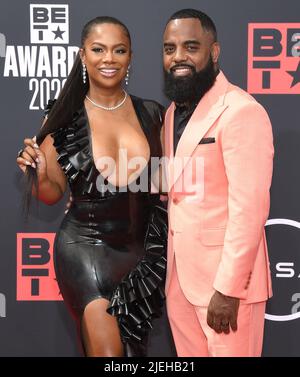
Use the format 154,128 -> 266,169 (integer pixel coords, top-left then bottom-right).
169,64 -> 196,74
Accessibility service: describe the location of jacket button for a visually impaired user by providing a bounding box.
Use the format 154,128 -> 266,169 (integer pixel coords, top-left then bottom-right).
171,230 -> 174,236
173,198 -> 179,204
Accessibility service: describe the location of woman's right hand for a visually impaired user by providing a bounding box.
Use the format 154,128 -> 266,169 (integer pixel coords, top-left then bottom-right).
16,136 -> 48,181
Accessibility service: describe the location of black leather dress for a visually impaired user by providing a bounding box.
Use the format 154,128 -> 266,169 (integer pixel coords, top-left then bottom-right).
47,96 -> 167,356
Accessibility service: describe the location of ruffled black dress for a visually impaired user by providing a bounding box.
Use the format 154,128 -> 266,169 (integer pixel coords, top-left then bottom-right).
47,96 -> 167,356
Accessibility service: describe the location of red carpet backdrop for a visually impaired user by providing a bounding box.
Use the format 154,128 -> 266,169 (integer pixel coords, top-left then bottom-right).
0,0 -> 299,356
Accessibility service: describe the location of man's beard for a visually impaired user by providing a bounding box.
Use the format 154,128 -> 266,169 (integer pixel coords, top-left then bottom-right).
163,56 -> 217,105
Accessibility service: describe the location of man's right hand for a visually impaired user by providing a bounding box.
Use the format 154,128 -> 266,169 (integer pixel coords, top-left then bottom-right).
207,290 -> 240,334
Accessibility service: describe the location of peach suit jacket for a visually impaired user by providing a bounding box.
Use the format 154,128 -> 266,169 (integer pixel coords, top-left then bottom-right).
164,71 -> 274,306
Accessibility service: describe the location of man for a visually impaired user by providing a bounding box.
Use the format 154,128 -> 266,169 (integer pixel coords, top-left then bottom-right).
162,9 -> 274,357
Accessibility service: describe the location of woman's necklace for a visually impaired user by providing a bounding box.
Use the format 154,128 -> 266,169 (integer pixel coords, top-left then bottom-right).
85,90 -> 128,111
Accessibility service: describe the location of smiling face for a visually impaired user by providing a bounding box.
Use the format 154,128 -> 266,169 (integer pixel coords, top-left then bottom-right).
163,18 -> 219,78
163,17 -> 220,104
80,23 -> 131,90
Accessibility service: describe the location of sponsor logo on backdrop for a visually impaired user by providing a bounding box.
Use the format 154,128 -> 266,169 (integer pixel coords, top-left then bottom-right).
16,233 -> 62,301
248,23 -> 300,94
265,219 -> 300,321
0,293 -> 6,318
1,4 -> 78,110
30,4 -> 69,44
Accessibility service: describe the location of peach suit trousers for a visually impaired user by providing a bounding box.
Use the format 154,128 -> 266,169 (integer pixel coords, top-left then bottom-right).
166,261 -> 266,357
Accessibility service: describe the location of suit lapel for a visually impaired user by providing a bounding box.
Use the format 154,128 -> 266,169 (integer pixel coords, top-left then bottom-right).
165,102 -> 175,158
166,71 -> 229,190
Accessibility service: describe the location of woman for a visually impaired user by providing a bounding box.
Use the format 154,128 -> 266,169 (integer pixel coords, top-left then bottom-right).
16,16 -> 167,357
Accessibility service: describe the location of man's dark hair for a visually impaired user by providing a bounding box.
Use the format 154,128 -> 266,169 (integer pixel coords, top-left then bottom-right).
167,8 -> 217,42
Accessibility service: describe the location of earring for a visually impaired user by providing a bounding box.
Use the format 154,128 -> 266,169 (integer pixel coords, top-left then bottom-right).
82,63 -> 86,84
125,65 -> 130,86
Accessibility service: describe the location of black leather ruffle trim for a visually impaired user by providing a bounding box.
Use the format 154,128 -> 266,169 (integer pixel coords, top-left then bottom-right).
46,99 -> 102,196
107,203 -> 168,344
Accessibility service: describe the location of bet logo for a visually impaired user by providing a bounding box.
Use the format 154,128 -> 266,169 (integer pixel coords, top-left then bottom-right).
30,4 -> 69,44
248,23 -> 300,94
16,233 -> 62,301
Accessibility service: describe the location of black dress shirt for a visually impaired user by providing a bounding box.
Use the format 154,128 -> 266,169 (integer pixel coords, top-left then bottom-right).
173,102 -> 198,154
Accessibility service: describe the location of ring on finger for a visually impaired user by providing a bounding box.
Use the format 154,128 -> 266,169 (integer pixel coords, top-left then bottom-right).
221,321 -> 229,328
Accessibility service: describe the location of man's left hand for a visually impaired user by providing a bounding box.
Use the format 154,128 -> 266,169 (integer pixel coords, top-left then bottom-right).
207,291 -> 240,334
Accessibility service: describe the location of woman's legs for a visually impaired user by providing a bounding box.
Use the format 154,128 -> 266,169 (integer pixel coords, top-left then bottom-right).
81,298 -> 123,357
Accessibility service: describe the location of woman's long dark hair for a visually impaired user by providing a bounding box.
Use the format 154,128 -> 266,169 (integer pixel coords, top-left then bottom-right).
23,16 -> 131,216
